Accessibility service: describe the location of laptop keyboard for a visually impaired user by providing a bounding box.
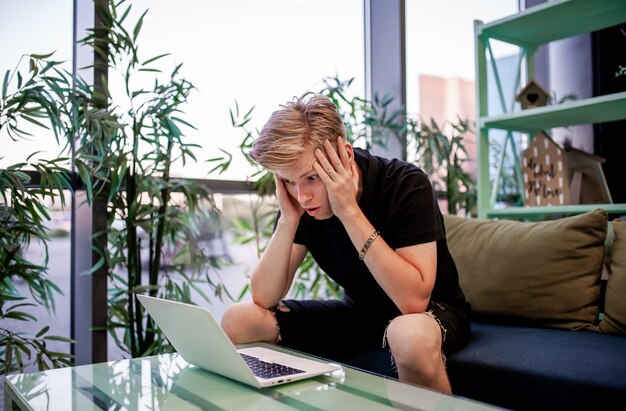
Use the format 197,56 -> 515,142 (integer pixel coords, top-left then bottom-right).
240,353 -> 305,379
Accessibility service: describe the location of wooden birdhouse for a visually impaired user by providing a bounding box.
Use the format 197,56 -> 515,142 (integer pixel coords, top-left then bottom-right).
516,80 -> 550,110
521,132 -> 612,206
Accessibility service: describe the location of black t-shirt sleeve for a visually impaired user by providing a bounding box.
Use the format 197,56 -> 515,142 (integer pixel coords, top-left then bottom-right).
384,168 -> 444,250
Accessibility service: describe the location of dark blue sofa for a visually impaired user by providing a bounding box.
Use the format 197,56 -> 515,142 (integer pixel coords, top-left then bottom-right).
343,211 -> 626,410
342,321 -> 626,410
447,322 -> 626,410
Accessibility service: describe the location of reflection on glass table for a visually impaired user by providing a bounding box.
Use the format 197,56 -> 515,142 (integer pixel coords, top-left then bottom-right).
4,343 -> 503,410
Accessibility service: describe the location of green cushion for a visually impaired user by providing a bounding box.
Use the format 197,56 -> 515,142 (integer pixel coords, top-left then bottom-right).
597,220 -> 626,335
444,209 -> 608,330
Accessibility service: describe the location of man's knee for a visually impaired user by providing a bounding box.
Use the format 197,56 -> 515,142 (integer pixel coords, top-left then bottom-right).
220,301 -> 277,344
220,302 -> 256,341
386,314 -> 442,361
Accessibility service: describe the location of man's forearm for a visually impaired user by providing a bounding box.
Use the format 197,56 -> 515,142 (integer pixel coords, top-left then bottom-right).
339,208 -> 434,313
250,218 -> 300,308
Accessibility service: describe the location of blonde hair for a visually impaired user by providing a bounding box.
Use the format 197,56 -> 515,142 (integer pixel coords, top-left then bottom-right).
249,93 -> 346,170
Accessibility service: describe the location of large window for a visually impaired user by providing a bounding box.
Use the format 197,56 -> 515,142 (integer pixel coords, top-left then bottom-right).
125,0 -> 365,181
404,0 -> 518,208
405,0 -> 518,119
2,0 -> 526,373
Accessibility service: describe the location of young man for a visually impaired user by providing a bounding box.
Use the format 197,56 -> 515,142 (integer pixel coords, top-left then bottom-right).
220,93 -> 471,393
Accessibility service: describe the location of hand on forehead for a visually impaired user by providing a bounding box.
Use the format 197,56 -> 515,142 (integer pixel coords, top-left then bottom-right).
313,136 -> 354,177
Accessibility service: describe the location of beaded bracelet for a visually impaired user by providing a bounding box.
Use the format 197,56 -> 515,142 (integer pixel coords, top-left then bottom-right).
358,230 -> 380,260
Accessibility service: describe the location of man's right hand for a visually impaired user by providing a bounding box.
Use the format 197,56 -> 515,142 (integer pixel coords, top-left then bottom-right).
274,174 -> 304,224
250,175 -> 308,308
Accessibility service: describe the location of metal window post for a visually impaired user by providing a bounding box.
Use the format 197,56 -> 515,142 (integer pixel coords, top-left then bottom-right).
71,0 -> 108,365
364,0 -> 407,160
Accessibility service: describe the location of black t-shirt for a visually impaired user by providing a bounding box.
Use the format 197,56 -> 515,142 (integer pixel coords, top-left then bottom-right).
291,148 -> 470,319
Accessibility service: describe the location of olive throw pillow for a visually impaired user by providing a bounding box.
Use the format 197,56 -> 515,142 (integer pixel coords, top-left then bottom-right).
443,209 -> 608,330
597,220 -> 626,335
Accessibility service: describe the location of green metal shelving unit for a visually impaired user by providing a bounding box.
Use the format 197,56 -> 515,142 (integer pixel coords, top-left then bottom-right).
474,0 -> 626,219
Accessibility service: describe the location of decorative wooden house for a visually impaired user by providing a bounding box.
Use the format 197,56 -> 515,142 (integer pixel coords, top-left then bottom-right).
522,131 -> 569,206
516,80 -> 550,110
564,145 -> 612,204
521,132 -> 611,206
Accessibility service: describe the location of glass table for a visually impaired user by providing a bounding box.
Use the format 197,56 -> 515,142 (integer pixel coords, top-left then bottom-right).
4,343 -> 502,410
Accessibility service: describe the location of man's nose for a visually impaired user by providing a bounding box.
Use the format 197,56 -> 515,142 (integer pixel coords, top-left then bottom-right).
296,184 -> 312,203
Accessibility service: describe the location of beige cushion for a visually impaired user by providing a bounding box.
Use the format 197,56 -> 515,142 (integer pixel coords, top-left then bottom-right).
598,220 -> 626,335
444,209 -> 608,330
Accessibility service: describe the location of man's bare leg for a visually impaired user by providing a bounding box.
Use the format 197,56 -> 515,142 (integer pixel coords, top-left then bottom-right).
221,301 -> 281,344
385,313 -> 451,394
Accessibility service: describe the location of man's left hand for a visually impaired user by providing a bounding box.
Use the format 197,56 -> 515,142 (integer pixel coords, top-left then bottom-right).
313,136 -> 360,220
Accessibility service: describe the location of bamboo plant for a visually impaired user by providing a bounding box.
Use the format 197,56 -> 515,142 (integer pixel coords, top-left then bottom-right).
0,54 -> 75,374
72,0 -> 232,357
2,0 -> 233,365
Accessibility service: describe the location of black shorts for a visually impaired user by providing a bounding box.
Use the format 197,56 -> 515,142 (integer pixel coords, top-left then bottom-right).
271,298 -> 471,361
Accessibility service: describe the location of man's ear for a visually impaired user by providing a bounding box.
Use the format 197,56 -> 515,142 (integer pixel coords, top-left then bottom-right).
343,139 -> 354,161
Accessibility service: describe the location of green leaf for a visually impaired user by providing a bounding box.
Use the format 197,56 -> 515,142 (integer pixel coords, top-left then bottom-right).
21,114 -> 50,129
4,339 -> 14,373
83,256 -> 105,276
171,116 -> 196,130
75,161 -> 93,202
30,52 -> 55,59
142,53 -> 170,66
35,326 -> 50,338
130,89 -> 147,99
6,303 -> 36,311
2,69 -> 9,99
44,335 -> 75,343
4,311 -> 37,321
118,2 -> 132,25
133,9 -> 149,39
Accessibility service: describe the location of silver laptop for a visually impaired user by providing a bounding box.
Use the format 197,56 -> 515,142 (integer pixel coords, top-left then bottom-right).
137,295 -> 341,388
